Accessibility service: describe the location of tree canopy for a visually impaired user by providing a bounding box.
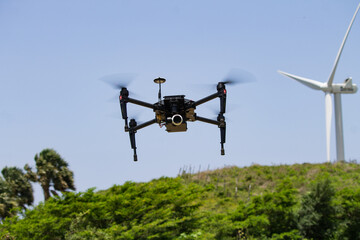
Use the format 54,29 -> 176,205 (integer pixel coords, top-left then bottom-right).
0,167 -> 33,219
25,148 -> 75,201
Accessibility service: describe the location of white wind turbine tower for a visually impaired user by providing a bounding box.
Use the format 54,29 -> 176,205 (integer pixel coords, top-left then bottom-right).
278,3 -> 360,162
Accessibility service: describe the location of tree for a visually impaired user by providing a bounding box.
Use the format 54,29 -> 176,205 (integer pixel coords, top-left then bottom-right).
0,177 -> 18,219
0,167 -> 34,219
25,148 -> 75,201
297,178 -> 336,240
2,167 -> 34,208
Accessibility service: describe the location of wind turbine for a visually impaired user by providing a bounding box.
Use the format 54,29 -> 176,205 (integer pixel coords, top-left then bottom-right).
278,3 -> 360,162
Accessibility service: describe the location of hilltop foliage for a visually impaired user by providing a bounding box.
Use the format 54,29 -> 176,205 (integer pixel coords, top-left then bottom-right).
1,161 -> 360,239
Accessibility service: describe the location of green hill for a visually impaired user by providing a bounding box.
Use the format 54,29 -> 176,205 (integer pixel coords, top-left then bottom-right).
1,161 -> 360,239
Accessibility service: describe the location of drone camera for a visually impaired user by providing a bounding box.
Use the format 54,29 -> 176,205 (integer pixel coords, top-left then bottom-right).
165,113 -> 186,132
171,114 -> 183,126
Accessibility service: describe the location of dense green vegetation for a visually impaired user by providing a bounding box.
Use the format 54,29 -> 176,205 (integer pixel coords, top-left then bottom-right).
1,161 -> 360,239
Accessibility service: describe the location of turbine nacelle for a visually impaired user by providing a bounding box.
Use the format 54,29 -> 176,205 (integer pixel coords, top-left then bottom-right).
330,78 -> 358,94
321,78 -> 357,93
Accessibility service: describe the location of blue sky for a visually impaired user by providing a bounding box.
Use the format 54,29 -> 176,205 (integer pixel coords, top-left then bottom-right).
1,1 -> 360,203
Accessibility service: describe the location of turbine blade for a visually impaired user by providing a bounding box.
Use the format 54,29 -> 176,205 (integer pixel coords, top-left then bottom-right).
278,70 -> 323,90
325,93 -> 333,162
327,3 -> 360,86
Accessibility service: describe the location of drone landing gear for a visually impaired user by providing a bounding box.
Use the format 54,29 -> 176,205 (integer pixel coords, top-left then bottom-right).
218,114 -> 226,155
129,119 -> 138,161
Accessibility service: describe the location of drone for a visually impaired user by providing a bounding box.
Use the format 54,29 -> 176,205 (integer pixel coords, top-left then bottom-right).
111,77 -> 236,161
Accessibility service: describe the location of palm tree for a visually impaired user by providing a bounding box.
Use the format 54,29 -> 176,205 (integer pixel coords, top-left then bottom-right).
1,167 -> 34,208
25,148 -> 75,201
0,177 -> 18,219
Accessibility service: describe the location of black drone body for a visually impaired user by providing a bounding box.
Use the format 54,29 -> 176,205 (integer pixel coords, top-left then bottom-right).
119,77 -> 228,161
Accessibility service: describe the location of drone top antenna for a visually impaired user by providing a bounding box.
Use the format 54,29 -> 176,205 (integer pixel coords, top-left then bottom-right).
154,77 -> 166,102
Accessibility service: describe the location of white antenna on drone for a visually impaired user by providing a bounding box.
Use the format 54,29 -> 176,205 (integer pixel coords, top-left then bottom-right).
278,3 -> 360,162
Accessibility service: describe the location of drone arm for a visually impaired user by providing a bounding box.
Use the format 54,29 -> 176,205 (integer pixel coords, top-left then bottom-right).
193,84 -> 227,113
193,92 -> 219,107
127,97 -> 155,109
119,88 -> 155,132
195,115 -> 219,125
133,118 -> 157,131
